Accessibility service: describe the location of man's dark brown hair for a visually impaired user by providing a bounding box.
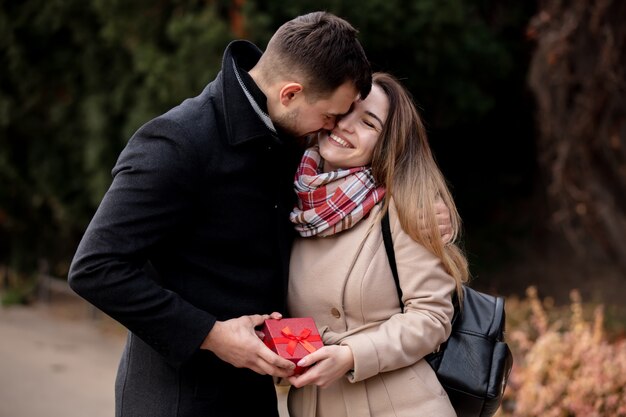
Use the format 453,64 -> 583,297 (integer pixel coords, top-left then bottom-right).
260,11 -> 372,100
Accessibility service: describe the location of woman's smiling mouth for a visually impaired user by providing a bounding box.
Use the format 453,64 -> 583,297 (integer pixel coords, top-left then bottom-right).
329,133 -> 354,148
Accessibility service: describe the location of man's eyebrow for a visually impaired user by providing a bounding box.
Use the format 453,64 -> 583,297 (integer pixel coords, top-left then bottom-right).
365,110 -> 384,128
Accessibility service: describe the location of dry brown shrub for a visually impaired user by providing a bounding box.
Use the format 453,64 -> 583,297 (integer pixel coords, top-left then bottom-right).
501,287 -> 626,417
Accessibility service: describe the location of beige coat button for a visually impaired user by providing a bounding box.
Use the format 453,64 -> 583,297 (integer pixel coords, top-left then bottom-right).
330,308 -> 341,318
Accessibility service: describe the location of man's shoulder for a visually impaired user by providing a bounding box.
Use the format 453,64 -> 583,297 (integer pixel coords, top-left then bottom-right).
163,80 -> 221,131
133,79 -> 222,148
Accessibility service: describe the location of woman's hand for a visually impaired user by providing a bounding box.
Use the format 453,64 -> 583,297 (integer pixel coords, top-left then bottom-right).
287,345 -> 354,388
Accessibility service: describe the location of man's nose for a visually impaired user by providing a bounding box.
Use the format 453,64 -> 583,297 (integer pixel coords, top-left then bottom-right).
323,117 -> 336,130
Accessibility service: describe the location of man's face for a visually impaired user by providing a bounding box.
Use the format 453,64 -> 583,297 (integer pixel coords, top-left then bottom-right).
274,81 -> 358,138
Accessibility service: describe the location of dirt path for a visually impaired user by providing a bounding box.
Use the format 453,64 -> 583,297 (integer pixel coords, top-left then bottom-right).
0,297 -> 289,417
0,301 -> 125,417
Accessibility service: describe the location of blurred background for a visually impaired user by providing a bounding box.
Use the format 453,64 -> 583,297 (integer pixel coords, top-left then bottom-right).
1,1 -> 625,416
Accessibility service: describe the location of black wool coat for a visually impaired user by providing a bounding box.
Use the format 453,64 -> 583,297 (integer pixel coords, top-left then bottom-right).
68,40 -> 302,417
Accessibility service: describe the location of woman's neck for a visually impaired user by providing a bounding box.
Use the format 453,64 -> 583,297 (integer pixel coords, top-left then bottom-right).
321,159 -> 339,173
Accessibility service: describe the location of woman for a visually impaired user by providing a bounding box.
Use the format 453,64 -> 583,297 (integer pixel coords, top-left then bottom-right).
287,72 -> 469,417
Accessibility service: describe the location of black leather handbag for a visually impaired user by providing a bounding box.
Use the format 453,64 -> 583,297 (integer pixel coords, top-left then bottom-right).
381,213 -> 513,417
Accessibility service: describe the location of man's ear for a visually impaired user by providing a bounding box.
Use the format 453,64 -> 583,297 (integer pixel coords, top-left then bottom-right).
279,83 -> 303,107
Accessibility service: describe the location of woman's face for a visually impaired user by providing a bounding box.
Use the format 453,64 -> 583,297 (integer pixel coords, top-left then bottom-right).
318,84 -> 389,172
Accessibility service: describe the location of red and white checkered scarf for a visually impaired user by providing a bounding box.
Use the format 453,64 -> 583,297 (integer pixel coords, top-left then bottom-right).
290,146 -> 386,237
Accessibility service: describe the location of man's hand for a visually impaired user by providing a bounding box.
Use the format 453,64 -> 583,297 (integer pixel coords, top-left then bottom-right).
200,313 -> 295,378
434,198 -> 452,244
287,345 -> 354,389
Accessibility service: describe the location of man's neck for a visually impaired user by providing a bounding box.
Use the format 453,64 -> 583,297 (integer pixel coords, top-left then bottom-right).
247,66 -> 266,95
248,65 -> 278,119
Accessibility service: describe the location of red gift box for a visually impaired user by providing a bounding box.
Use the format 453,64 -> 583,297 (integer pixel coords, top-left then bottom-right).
262,317 -> 323,375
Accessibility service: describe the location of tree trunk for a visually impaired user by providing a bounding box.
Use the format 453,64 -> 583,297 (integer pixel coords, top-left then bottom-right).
527,0 -> 626,268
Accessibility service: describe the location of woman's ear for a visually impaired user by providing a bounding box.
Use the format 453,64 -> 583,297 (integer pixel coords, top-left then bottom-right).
279,83 -> 303,107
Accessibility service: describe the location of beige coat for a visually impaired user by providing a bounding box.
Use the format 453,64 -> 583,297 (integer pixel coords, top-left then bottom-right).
287,202 -> 457,417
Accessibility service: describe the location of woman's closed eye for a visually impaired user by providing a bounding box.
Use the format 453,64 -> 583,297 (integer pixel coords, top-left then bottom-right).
363,110 -> 384,130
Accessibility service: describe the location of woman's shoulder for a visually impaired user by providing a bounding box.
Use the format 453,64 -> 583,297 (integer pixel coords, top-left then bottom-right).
384,199 -> 442,258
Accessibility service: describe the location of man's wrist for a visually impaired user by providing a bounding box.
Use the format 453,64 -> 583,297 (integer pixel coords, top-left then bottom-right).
200,320 -> 222,351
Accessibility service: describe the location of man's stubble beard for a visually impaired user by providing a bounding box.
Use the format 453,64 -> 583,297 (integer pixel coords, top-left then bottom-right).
273,107 -> 304,138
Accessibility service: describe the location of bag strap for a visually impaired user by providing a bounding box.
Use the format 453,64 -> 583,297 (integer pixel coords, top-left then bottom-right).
381,211 -> 404,309
381,210 -> 460,313
382,210 -> 459,357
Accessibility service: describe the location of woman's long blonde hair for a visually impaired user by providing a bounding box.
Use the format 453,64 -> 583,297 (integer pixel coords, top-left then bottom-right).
370,72 -> 469,297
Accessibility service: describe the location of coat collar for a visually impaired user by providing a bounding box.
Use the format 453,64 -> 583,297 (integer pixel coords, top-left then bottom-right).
220,40 -> 284,146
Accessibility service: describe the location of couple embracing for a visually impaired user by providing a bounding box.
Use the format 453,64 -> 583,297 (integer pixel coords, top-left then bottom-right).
69,11 -> 467,417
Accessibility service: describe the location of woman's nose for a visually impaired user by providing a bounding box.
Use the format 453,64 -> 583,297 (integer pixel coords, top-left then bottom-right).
336,114 -> 354,132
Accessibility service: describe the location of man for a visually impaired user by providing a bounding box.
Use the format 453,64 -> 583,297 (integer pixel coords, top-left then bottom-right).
69,11 -> 371,417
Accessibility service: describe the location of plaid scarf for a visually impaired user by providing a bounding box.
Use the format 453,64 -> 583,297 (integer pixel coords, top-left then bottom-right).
290,146 -> 385,237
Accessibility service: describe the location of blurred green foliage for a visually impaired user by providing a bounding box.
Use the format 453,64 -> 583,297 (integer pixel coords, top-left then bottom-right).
0,0 -> 534,276
0,0 -> 231,273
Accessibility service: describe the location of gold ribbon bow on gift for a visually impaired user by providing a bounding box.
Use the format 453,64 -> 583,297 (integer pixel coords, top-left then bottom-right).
274,326 -> 321,355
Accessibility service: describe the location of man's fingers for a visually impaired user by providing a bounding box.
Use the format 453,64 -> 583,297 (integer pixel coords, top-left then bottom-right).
258,345 -> 295,372
248,312 -> 284,326
232,343 -> 293,377
268,311 -> 283,320
247,314 -> 268,327
434,199 -> 449,213
252,356 -> 294,378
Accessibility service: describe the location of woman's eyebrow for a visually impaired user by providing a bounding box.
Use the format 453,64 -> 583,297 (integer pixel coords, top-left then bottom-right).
365,110 -> 384,128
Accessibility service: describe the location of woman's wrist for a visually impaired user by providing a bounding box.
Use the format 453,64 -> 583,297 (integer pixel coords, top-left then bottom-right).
340,345 -> 355,374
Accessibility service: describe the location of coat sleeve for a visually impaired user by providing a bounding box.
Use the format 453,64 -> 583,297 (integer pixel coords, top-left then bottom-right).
68,116 -> 216,367
340,205 -> 456,382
